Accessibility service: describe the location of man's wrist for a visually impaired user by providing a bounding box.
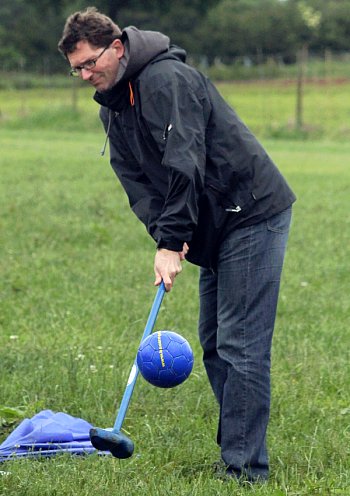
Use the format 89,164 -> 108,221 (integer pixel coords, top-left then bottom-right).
157,238 -> 184,252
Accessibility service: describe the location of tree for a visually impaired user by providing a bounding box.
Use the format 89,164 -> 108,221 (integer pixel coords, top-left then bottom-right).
318,1 -> 350,51
0,0 -> 68,72
199,0 -> 298,62
1,0 -> 350,74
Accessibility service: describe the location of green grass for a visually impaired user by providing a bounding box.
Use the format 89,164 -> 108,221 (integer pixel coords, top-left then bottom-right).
205,55 -> 350,83
217,80 -> 350,141
1,79 -> 350,140
0,88 -> 349,495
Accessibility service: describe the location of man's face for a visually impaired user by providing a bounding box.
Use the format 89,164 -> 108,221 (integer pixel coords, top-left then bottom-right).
68,39 -> 124,92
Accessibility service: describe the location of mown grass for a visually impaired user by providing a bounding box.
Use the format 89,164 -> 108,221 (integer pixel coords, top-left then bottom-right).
0,84 -> 349,495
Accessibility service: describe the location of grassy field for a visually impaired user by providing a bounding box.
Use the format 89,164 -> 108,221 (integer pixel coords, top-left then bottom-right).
0,82 -> 349,495
0,78 -> 350,141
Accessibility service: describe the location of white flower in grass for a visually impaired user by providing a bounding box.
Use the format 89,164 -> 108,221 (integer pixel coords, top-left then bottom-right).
300,281 -> 309,287
9,335 -> 19,340
90,365 -> 98,373
75,354 -> 85,361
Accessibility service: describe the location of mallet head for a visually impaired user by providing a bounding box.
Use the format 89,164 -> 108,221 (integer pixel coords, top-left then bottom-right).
89,427 -> 134,458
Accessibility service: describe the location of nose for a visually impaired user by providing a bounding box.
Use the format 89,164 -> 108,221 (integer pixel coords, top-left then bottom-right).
80,68 -> 93,80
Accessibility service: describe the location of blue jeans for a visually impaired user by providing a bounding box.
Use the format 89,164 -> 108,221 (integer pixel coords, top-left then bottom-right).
198,207 -> 292,481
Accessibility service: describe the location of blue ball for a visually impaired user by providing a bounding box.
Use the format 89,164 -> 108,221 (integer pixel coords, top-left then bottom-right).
137,331 -> 194,388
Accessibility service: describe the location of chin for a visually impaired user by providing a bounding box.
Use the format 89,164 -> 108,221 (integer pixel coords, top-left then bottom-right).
95,82 -> 114,93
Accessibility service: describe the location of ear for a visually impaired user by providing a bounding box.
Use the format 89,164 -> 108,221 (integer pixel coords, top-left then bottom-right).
111,38 -> 124,59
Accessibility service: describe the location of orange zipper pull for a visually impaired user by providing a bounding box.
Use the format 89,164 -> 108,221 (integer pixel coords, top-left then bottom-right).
129,81 -> 135,106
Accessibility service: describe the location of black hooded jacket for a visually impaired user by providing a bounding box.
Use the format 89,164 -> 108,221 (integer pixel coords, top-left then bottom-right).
94,27 -> 296,269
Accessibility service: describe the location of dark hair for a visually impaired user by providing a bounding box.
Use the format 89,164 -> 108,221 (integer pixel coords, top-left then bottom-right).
58,7 -> 122,56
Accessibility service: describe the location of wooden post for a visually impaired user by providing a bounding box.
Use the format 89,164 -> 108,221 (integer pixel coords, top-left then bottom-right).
324,48 -> 332,83
295,43 -> 308,131
71,79 -> 78,113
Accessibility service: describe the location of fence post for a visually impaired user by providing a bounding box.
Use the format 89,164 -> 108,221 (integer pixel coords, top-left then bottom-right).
295,43 -> 308,131
71,79 -> 78,113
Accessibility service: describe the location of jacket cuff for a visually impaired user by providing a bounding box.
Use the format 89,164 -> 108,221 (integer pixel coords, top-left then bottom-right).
157,238 -> 184,252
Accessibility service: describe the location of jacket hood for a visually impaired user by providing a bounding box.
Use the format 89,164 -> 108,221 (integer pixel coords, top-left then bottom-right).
120,26 -> 170,81
94,27 -> 172,110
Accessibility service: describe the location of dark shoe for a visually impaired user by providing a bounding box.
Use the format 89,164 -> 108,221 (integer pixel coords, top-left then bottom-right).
225,465 -> 268,484
213,459 -> 268,484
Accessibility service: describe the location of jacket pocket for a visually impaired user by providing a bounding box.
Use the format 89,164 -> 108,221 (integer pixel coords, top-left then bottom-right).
206,178 -> 252,214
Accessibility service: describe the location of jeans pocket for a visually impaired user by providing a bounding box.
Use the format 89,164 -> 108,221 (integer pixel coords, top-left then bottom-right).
266,207 -> 292,234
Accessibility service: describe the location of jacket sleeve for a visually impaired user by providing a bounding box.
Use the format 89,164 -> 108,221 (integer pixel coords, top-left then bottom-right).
140,72 -> 209,251
101,109 -> 166,240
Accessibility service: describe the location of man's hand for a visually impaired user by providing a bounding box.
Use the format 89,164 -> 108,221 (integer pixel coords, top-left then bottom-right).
179,242 -> 189,261
154,244 -> 189,291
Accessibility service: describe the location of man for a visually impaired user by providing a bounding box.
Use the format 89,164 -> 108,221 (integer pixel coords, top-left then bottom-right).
58,7 -> 296,482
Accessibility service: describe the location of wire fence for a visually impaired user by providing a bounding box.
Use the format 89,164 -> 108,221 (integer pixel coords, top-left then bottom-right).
199,50 -> 350,82
1,50 -> 350,90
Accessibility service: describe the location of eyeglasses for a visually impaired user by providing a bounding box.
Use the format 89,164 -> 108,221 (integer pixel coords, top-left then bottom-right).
70,45 -> 110,77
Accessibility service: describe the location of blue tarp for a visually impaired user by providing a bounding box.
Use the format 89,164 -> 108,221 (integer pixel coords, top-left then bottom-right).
0,410 -> 100,461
